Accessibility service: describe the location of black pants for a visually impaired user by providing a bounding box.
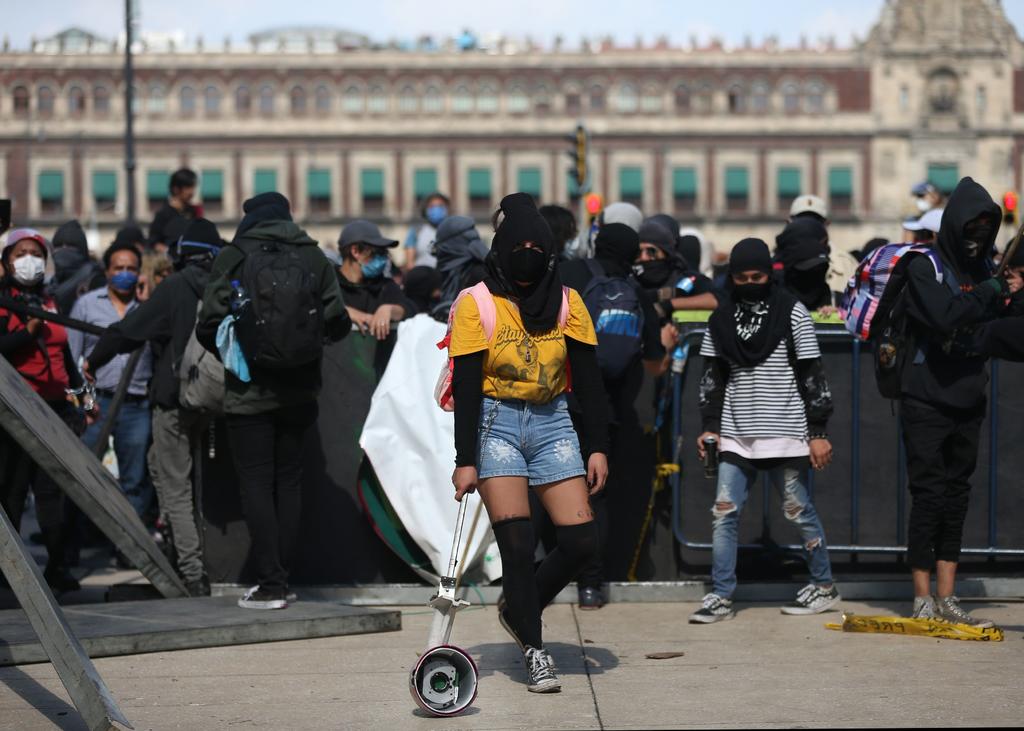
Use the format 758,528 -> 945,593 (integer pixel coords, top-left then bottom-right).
900,398 -> 983,570
225,402 -> 318,593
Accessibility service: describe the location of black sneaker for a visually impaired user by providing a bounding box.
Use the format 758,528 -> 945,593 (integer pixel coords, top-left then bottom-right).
688,593 -> 736,623
44,567 -> 80,594
577,585 -> 605,610
497,594 -> 525,651
781,584 -> 841,615
237,586 -> 288,610
185,575 -> 211,597
245,584 -> 297,603
524,646 -> 561,693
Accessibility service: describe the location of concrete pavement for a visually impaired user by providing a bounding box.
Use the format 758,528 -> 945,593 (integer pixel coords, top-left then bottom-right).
1,598 -> 1021,729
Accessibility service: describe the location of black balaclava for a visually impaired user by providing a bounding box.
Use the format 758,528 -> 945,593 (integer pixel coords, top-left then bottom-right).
775,217 -> 832,310
236,192 -> 293,238
936,176 -> 1000,285
594,223 -> 640,278
635,220 -> 681,288
483,192 -> 562,334
52,220 -> 88,256
708,238 -> 797,368
434,215 -> 489,304
174,217 -> 224,271
404,265 -> 443,315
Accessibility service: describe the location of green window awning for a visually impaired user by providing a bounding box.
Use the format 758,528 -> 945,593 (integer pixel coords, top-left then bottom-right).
672,167 -> 697,197
777,167 -> 802,197
725,167 -> 749,197
518,167 -> 542,198
201,169 -> 223,200
253,169 -> 277,196
413,168 -> 438,200
361,168 -> 384,198
567,171 -> 581,197
928,163 -> 959,195
468,168 -> 491,198
307,168 -> 331,199
38,171 -> 64,201
146,170 -> 168,200
92,171 -> 116,202
828,166 -> 853,196
619,167 -> 643,197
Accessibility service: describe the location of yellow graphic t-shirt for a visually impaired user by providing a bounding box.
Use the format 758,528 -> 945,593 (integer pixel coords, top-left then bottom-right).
449,289 -> 597,403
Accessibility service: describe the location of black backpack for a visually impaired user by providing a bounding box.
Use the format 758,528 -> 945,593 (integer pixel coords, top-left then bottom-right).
581,259 -> 645,380
234,241 -> 324,369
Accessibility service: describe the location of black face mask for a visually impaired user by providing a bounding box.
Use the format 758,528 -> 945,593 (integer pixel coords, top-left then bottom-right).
962,221 -> 994,259
509,247 -> 548,284
635,259 -> 673,288
733,282 -> 770,302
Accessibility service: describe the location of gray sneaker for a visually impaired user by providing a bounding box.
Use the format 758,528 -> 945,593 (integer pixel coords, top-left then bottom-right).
524,646 -> 561,693
688,593 -> 736,623
935,595 -> 995,629
911,595 -> 938,619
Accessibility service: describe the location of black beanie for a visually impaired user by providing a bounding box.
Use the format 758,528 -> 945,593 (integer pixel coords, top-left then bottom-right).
594,222 -> 641,277
236,192 -> 292,237
492,192 -> 554,253
729,238 -> 772,275
52,220 -> 88,256
638,220 -> 676,258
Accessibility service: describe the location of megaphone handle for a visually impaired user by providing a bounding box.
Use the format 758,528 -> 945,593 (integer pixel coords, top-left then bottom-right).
445,497 -> 469,579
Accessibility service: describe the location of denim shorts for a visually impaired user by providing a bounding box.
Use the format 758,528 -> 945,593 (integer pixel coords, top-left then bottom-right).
476,394 -> 586,487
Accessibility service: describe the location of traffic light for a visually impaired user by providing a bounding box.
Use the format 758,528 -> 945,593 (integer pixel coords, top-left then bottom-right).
566,124 -> 589,191
584,192 -> 603,216
1003,191 -> 1018,225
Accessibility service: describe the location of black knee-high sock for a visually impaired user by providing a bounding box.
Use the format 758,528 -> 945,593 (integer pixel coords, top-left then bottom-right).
492,517 -> 542,649
535,522 -> 599,610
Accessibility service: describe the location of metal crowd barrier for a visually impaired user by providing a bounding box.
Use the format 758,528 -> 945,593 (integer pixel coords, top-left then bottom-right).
668,322 -> 1024,558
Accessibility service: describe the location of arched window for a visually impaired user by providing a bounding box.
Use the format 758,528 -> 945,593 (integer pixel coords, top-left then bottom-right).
641,85 -> 662,113
13,85 -> 30,116
589,84 -> 606,112
67,85 -> 86,117
204,85 -> 221,116
258,85 -> 275,115
423,85 -> 443,113
342,85 -> 363,113
93,86 -> 110,115
693,85 -> 713,114
398,85 -> 418,113
367,85 -> 387,113
37,85 -> 55,117
805,82 -> 825,113
534,84 -> 552,114
235,85 -> 252,115
290,86 -> 306,115
674,84 -> 690,113
477,84 -> 498,114
452,85 -> 473,113
615,83 -> 639,113
782,83 -> 800,114
179,86 -> 196,116
314,85 -> 331,113
976,85 -> 987,116
727,84 -> 745,114
148,84 -> 167,114
507,85 -> 529,113
750,82 -> 770,113
564,85 -> 582,115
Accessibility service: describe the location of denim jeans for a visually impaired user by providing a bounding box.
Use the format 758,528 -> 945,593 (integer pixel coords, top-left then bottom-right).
711,459 -> 833,599
82,394 -> 154,520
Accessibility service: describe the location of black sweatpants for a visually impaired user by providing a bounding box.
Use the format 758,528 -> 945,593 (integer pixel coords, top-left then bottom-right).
900,397 -> 983,570
225,402 -> 318,593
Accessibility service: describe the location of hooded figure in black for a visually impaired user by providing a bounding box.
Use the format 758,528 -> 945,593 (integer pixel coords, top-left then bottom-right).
896,176 -> 1017,626
775,217 -> 832,311
434,215 -> 488,311
49,219 -> 105,314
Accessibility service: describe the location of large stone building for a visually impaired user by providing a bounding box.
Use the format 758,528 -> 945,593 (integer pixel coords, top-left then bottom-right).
0,0 -> 1022,250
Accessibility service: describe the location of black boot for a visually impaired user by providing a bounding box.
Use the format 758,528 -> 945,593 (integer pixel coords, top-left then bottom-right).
41,526 -> 80,593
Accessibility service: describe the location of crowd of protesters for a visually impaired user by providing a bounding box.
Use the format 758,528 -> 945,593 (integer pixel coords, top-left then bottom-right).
1,165 -> 1022,692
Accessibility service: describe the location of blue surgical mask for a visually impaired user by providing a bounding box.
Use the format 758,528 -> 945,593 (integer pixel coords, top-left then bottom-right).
425,204 -> 448,227
110,271 -> 139,292
361,254 -> 388,279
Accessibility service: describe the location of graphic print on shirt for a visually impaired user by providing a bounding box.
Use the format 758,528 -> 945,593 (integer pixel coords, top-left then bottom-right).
492,323 -> 562,398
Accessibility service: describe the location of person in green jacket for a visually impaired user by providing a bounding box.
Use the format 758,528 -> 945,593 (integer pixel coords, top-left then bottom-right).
197,192 -> 350,610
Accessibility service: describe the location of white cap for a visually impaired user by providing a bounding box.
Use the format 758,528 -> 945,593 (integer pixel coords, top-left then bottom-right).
903,208 -> 943,233
789,194 -> 829,221
602,202 -> 643,233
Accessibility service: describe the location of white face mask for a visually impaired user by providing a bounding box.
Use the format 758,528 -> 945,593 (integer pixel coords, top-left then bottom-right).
12,254 -> 45,286
915,198 -> 932,213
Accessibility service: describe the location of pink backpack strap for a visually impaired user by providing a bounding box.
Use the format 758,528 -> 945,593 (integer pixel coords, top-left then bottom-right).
558,286 -> 571,329
467,281 -> 498,341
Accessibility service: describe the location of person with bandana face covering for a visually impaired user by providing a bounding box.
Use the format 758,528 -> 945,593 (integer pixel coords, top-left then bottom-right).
403,192 -> 450,271
448,193 -> 609,694
433,215 -> 489,316
774,217 -> 835,313
0,228 -> 97,593
634,219 -> 719,320
69,240 -> 155,525
895,177 -> 1022,627
690,238 -> 839,623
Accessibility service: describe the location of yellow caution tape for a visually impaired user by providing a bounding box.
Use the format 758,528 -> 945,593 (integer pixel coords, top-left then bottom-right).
655,463 -> 680,478
825,613 -> 1003,642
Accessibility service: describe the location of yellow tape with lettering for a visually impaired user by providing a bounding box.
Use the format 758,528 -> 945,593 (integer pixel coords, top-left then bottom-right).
825,613 -> 1003,641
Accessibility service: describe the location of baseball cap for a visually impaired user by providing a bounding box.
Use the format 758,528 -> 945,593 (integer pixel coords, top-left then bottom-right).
789,194 -> 829,221
911,181 -> 938,197
338,219 -> 398,249
903,208 -> 943,233
602,202 -> 643,233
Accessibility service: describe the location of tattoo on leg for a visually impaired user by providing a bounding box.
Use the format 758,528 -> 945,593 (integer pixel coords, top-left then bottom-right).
576,509 -> 594,520
493,513 -> 526,523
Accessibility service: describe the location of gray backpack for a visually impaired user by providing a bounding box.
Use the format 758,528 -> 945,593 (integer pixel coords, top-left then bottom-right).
178,301 -> 225,413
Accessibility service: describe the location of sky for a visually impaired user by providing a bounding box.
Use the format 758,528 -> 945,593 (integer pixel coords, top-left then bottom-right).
5,0 -> 1024,50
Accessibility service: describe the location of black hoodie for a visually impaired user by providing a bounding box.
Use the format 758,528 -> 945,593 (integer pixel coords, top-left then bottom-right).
901,177 -> 1007,410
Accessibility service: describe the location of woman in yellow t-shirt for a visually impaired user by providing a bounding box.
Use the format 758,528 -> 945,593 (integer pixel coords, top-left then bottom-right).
449,193 -> 609,694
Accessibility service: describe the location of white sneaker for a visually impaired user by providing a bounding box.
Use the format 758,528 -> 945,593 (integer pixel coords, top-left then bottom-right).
689,593 -> 736,623
781,584 -> 841,615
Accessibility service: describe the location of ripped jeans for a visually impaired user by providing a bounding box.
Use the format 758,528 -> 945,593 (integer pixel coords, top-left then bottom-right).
710,459 -> 833,599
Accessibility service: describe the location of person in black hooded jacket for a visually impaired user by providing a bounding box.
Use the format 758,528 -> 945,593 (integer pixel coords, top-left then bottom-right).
897,177 -> 1021,627
84,218 -> 226,597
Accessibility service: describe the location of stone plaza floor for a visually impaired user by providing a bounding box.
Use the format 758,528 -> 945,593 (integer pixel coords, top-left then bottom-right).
1,595 -> 1022,729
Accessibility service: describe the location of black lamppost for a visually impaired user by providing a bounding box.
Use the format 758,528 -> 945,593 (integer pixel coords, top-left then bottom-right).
123,0 -> 137,223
